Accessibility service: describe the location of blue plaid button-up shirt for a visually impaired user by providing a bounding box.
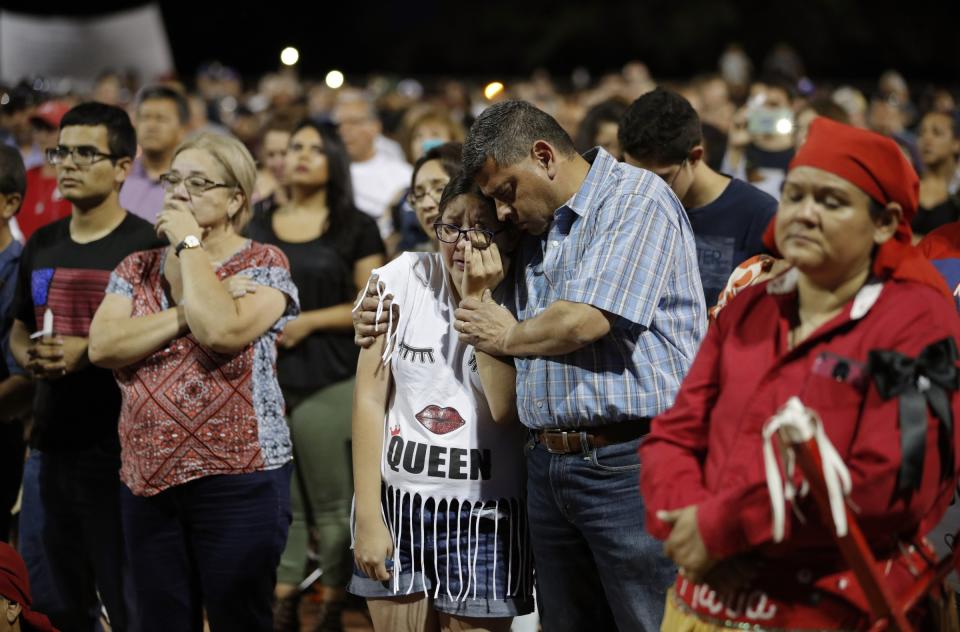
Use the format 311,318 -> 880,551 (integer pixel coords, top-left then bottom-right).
513,148 -> 706,429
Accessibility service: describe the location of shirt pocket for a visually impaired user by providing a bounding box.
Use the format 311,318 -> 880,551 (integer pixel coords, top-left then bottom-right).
540,235 -> 581,287
801,352 -> 869,454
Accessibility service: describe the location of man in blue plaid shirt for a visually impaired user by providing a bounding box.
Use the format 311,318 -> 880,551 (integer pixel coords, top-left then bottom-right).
454,101 -> 706,631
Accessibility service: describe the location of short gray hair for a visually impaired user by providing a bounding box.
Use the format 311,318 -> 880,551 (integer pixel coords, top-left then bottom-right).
462,100 -> 577,179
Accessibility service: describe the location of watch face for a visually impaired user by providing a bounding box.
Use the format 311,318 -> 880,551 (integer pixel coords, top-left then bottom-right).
176,235 -> 201,256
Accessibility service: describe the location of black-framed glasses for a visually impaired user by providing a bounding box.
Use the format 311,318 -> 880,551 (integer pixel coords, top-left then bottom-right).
159,172 -> 233,196
433,222 -> 505,249
45,145 -> 118,167
408,182 -> 446,206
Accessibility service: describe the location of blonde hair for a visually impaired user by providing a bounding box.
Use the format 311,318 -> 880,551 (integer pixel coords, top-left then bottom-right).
173,132 -> 257,231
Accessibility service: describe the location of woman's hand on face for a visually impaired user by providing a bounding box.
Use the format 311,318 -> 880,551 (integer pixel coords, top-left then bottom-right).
354,518 -> 394,582
462,240 -> 505,300
156,206 -> 202,246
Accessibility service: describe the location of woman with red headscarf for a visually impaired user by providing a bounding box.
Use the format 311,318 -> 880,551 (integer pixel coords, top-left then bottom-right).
640,118 -> 960,630
1,543 -> 57,632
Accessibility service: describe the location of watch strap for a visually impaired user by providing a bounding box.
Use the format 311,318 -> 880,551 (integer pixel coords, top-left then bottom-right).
175,236 -> 201,257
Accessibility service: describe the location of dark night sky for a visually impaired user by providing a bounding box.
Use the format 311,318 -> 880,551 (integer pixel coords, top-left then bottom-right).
4,1 -> 959,83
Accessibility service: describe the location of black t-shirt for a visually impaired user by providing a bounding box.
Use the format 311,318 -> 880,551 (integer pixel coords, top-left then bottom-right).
912,196 -> 960,237
13,213 -> 162,453
745,145 -> 794,172
687,177 -> 778,307
246,208 -> 384,392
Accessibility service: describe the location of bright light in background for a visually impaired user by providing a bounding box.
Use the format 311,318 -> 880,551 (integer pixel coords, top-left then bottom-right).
325,70 -> 345,89
776,118 -> 794,135
484,81 -> 504,100
280,47 -> 299,66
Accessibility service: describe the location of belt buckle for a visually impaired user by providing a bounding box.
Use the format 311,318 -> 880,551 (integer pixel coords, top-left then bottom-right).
543,430 -> 573,454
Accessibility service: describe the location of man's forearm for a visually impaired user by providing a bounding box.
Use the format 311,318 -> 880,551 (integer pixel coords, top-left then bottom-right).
505,300 -> 612,357
302,304 -> 355,333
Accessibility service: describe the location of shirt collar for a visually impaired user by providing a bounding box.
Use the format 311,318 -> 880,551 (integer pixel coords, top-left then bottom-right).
564,147 -> 617,219
767,266 -> 885,321
131,158 -> 158,182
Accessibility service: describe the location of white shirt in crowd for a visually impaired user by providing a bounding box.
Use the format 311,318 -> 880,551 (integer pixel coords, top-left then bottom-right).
351,150 -> 412,239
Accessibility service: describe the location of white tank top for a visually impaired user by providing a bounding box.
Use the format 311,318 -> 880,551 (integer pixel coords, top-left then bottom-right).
354,252 -> 533,600
371,252 -> 525,504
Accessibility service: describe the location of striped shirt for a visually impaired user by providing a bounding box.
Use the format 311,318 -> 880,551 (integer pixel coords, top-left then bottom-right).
514,148 -> 707,429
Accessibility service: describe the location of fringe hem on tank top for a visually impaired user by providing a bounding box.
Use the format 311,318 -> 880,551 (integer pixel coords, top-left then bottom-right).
351,485 -> 533,601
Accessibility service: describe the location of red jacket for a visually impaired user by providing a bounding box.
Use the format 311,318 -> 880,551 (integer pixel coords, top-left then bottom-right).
640,271 -> 960,623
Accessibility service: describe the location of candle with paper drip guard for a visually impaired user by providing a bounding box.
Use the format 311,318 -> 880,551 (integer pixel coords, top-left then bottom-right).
29,308 -> 54,340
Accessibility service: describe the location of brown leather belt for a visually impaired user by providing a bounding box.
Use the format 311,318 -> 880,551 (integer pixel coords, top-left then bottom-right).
533,418 -> 651,454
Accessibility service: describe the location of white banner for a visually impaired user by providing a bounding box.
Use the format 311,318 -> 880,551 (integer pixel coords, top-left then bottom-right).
0,4 -> 174,84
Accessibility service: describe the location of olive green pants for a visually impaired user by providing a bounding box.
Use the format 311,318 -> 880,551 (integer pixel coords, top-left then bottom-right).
276,378 -> 355,588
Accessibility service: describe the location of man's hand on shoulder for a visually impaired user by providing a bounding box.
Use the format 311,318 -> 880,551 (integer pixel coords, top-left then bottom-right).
353,274 -> 397,348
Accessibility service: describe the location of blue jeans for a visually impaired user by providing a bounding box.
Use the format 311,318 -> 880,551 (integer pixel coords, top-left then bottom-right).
19,448 -> 133,632
525,435 -> 675,632
120,464 -> 292,632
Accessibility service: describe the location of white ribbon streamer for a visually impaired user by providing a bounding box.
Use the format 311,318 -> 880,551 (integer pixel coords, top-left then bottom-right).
763,397 -> 852,542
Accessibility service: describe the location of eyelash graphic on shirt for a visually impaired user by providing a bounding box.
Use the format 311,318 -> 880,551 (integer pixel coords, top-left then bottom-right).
398,341 -> 435,364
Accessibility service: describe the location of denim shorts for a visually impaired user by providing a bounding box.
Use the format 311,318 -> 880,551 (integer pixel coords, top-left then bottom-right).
348,490 -> 535,618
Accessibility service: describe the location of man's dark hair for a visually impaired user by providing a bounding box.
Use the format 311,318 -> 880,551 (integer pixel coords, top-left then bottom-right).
60,102 -> 137,160
619,88 -> 702,165
805,97 -> 850,125
462,100 -> 577,178
575,98 -> 628,153
411,142 -> 463,191
136,85 -> 190,125
0,144 -> 26,197
758,71 -> 798,103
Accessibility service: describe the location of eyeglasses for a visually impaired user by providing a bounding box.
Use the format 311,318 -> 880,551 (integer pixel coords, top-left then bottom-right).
45,145 -> 118,167
159,172 -> 233,196
433,223 -> 505,249
408,183 -> 446,206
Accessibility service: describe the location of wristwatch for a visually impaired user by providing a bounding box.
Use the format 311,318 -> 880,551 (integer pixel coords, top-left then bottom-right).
175,235 -> 202,257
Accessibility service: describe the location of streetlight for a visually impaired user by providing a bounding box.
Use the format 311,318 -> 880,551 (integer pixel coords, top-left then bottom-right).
325,70 -> 345,90
280,47 -> 300,66
484,81 -> 504,100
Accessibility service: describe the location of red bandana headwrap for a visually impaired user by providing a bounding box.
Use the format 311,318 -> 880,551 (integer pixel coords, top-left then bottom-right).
762,117 -> 951,298
0,542 -> 58,632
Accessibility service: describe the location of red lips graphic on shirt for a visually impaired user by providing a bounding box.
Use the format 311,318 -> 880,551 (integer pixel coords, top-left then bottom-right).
415,406 -> 466,435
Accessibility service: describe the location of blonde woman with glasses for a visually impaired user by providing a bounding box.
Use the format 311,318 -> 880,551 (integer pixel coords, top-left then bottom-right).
89,133 -> 300,632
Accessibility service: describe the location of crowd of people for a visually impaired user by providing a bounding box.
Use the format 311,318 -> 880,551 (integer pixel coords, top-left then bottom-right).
1,44 -> 960,632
